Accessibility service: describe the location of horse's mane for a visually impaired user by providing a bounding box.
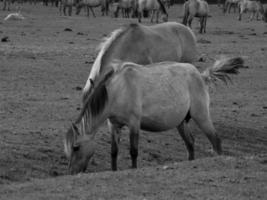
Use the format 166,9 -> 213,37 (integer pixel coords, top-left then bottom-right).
82,24 -> 139,100
156,0 -> 168,15
76,69 -> 115,124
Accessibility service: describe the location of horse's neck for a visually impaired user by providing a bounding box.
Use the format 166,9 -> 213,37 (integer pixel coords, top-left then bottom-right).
85,107 -> 110,138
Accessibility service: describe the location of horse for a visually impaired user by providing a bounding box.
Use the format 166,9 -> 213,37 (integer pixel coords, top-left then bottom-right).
3,0 -> 11,11
76,0 -> 109,17
64,56 -> 245,174
182,0 -> 209,34
137,0 -> 168,23
223,0 -> 241,13
59,0 -> 76,16
81,22 -> 197,105
238,0 -> 265,21
2,0 -> 23,11
112,0 -> 135,18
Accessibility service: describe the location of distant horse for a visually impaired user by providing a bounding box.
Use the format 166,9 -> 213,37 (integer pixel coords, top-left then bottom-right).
238,0 -> 265,21
3,0 -> 11,11
2,0 -> 23,11
223,0 -> 241,13
112,0 -> 135,18
182,0 -> 209,33
76,0 -> 109,17
137,0 -> 168,23
59,0 -> 76,16
64,57 -> 245,174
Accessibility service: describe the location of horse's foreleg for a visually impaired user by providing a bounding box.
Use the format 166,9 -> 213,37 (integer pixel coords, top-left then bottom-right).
204,16 -> 207,33
199,17 -> 204,33
108,120 -> 121,171
129,124 -> 140,169
156,10 -> 159,23
63,6 -> 67,16
90,7 -> 96,17
238,12 -> 242,21
69,6 -> 72,16
150,10 -> 155,23
177,122 -> 195,160
138,11 -> 142,23
188,16 -> 193,29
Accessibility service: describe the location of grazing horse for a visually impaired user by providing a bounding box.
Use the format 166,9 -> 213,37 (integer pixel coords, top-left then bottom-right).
223,0 -> 241,13
64,57 -> 245,174
182,0 -> 209,33
76,0 -> 109,17
137,0 -> 168,23
59,0 -> 76,16
238,0 -> 265,21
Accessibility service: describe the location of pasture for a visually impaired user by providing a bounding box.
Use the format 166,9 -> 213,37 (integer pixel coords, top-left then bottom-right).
0,3 -> 267,199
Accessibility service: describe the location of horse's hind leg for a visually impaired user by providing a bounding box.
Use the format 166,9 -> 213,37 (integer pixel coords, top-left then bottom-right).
90,7 -> 96,17
177,122 -> 195,160
194,116 -> 222,155
191,98 -> 222,155
129,122 -> 140,169
108,120 -> 121,171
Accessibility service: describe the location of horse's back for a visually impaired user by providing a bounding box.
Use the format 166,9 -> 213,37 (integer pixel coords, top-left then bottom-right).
150,22 -> 198,62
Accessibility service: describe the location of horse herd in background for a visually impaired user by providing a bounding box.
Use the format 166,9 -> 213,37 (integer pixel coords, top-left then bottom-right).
2,0 -> 267,32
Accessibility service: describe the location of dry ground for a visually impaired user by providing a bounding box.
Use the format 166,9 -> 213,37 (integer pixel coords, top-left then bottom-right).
0,3 -> 267,199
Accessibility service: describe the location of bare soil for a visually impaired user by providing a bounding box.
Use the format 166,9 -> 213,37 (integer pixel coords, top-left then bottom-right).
0,4 -> 267,199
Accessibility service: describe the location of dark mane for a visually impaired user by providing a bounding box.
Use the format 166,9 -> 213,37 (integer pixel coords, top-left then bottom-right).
76,69 -> 115,124
157,0 -> 168,15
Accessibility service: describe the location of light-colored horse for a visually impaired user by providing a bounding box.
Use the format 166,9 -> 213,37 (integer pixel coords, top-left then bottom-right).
238,0 -> 265,21
137,0 -> 168,23
223,0 -> 241,13
182,0 -> 209,33
76,0 -> 109,17
64,57 -> 245,174
59,0 -> 76,16
81,22 -> 197,104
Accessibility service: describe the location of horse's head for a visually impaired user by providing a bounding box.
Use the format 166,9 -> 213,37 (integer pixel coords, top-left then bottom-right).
64,123 -> 96,175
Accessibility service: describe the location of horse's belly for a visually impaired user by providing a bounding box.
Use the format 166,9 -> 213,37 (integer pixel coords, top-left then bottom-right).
140,108 -> 189,132
140,83 -> 190,131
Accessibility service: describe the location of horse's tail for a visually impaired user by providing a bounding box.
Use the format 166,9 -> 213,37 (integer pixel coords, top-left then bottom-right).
201,56 -> 245,85
156,0 -> 168,16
